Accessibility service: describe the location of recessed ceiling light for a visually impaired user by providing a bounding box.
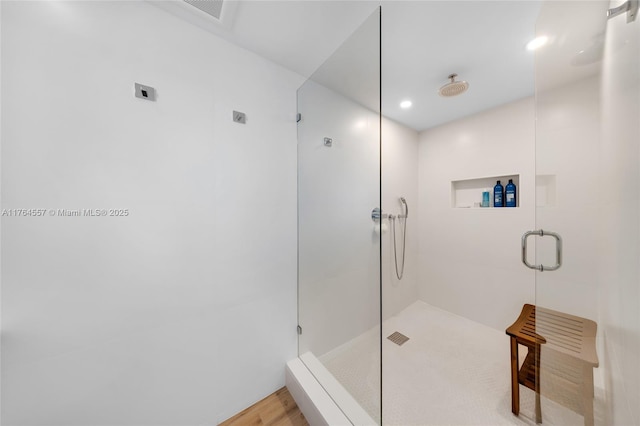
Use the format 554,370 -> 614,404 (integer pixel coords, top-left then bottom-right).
400,100 -> 412,109
526,35 -> 549,51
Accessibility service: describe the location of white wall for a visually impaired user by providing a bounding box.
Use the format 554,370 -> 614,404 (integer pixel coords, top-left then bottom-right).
418,98 -> 536,331
0,2 -> 303,424
599,3 -> 640,424
382,118 -> 419,320
418,76 -> 603,333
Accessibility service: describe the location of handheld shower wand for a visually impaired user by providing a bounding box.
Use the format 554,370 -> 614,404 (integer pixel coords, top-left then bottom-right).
392,197 -> 408,280
400,197 -> 408,218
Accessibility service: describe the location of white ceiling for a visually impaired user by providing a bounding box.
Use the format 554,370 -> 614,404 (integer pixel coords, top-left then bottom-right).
150,0 -> 379,77
381,1 -> 541,131
151,1 -> 605,131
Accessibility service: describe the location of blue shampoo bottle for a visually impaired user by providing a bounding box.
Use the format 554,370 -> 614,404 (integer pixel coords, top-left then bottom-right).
494,180 -> 504,207
505,179 -> 517,207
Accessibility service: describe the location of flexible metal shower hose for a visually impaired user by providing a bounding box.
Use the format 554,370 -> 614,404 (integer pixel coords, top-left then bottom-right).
391,214 -> 407,280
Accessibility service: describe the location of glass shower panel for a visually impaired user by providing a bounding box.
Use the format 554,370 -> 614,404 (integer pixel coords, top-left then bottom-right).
297,8 -> 381,424
534,1 -> 639,425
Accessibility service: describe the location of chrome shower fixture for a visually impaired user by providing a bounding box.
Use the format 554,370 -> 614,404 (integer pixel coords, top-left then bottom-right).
400,197 -> 409,218
392,197 -> 408,280
607,0 -> 638,22
438,73 -> 469,97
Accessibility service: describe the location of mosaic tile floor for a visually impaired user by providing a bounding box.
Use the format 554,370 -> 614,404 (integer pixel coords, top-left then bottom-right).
321,301 -> 604,426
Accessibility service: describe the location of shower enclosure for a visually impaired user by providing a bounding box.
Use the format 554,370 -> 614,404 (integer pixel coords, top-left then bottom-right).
296,8 -> 382,423
295,1 -> 639,425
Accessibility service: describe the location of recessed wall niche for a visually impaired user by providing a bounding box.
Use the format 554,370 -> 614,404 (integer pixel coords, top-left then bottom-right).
451,174 -> 520,208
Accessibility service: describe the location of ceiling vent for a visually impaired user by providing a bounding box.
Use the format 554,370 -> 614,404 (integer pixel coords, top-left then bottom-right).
148,0 -> 238,31
183,0 -> 224,20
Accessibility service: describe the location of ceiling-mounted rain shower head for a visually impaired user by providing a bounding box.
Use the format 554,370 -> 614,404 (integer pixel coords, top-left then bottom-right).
438,73 -> 469,97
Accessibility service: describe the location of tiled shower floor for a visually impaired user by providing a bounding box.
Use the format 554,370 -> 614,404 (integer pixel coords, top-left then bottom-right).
320,301 -> 604,426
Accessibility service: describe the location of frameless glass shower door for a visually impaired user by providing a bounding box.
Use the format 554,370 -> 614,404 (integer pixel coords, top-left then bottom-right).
529,1 -> 640,425
297,8 -> 382,424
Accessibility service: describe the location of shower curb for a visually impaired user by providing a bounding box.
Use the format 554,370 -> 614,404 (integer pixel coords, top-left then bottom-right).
286,354 -> 377,426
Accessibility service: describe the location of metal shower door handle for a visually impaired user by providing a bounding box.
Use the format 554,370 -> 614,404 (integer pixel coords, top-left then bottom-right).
521,230 -> 563,272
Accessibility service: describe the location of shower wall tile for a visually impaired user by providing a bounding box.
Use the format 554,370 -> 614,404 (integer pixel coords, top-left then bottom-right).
1,1 -> 303,424
417,97 -> 536,331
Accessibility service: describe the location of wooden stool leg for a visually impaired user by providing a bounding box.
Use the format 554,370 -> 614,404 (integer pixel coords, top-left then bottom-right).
535,345 -> 542,424
583,365 -> 594,426
510,337 -> 520,415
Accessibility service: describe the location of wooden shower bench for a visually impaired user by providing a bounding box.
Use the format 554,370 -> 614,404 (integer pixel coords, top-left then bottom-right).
506,304 -> 598,426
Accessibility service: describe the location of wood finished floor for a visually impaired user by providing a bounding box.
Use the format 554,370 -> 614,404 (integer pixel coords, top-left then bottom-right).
219,387 -> 309,426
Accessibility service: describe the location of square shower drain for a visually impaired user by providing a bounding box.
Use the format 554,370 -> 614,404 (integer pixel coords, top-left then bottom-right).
387,331 -> 410,346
